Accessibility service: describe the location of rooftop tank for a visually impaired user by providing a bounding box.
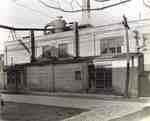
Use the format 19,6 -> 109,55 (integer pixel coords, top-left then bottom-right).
44,16 -> 67,34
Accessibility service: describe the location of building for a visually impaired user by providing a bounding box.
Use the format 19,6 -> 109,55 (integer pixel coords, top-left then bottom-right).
4,17 -> 150,97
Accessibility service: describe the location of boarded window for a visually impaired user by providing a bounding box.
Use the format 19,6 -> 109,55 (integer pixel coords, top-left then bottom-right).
58,43 -> 68,57
75,71 -> 81,80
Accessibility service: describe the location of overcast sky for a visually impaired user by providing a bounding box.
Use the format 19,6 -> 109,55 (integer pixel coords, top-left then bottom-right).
0,0 -> 150,53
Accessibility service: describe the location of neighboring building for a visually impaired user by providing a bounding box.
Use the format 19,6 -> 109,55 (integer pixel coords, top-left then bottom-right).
4,18 -> 150,97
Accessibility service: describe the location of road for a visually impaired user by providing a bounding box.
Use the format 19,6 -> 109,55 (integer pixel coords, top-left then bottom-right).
1,93 -> 150,121
0,102 -> 87,121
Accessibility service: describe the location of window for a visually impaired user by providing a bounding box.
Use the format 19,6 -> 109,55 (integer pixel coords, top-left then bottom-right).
42,45 -> 51,57
109,48 -> 116,54
117,47 -> 121,53
102,47 -> 121,55
58,43 -> 68,57
100,36 -> 123,55
75,71 -> 81,80
101,48 -> 108,54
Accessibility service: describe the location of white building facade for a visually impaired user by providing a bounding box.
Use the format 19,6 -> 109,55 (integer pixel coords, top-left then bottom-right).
3,18 -> 150,97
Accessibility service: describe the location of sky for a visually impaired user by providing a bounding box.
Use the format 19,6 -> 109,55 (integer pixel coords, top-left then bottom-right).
0,0 -> 150,53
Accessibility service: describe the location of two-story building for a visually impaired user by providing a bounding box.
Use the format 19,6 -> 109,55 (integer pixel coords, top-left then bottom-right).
3,16 -> 150,97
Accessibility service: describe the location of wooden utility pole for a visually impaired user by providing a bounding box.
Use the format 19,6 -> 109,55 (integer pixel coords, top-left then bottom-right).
122,15 -> 130,98
73,22 -> 79,57
82,0 -> 91,24
133,30 -> 140,53
30,30 -> 36,63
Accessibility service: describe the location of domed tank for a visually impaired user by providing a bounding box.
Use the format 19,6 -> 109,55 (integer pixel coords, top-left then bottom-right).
51,16 -> 66,33
44,16 -> 67,35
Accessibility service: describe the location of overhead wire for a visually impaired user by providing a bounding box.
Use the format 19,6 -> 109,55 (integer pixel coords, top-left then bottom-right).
70,0 -> 74,10
74,0 -> 82,8
143,0 -> 150,8
38,0 -> 132,13
94,0 -> 111,2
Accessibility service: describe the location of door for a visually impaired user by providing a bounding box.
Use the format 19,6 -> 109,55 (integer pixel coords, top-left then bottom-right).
95,66 -> 112,89
7,67 -> 24,90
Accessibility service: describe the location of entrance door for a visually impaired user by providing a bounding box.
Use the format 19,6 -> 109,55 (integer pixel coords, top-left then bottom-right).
96,66 -> 112,89
7,67 -> 24,90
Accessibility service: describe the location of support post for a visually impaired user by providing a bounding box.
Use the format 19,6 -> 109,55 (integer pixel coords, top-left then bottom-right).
122,15 -> 130,98
30,30 -> 36,63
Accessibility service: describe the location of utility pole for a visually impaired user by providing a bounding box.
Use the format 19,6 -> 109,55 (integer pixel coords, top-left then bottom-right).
82,0 -> 91,24
30,30 -> 36,63
122,15 -> 130,98
133,30 -> 140,53
73,22 -> 79,57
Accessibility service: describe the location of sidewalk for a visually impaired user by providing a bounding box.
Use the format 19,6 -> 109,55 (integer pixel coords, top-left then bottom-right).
1,90 -> 148,103
2,93 -> 144,109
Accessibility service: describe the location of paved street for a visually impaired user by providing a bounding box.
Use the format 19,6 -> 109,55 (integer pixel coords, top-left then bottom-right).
0,102 -> 87,121
2,94 -> 150,121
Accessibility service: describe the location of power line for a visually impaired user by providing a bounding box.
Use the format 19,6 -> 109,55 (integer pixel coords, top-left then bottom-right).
74,0 -> 82,8
95,0 -> 111,2
38,0 -> 132,13
143,0 -> 150,8
69,0 -> 81,10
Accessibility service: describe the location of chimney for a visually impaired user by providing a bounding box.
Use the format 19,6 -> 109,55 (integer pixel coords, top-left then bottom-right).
82,0 -> 91,24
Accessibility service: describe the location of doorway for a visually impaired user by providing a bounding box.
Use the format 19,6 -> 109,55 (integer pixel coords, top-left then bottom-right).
95,66 -> 112,89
